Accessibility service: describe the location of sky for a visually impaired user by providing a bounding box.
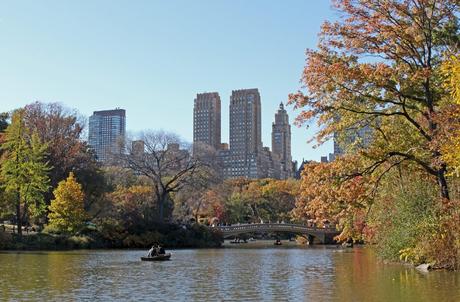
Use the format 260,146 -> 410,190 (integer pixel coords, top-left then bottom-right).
0,0 -> 337,163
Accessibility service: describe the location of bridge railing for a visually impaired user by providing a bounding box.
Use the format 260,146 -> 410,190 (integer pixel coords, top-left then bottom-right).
212,223 -> 339,234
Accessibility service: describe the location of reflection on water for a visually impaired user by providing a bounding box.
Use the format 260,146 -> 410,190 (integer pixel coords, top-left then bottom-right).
333,248 -> 460,302
0,242 -> 459,301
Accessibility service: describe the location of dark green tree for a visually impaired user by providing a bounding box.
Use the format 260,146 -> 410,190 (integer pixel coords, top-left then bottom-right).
0,109 -> 50,236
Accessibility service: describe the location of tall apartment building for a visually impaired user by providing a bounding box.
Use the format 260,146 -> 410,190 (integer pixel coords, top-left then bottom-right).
227,89 -> 263,178
272,103 -> 293,178
88,108 -> 126,162
193,92 -> 221,152
229,89 -> 262,156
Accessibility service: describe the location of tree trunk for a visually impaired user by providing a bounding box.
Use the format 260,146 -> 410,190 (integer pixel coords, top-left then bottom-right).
16,193 -> 22,237
437,167 -> 450,200
15,147 -> 22,236
194,198 -> 203,223
158,192 -> 169,222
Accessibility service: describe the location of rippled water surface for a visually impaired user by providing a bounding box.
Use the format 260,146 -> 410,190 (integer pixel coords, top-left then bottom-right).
1,242 -> 459,301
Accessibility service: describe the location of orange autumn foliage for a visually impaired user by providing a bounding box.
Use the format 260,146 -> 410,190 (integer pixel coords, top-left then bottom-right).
289,0 -> 459,200
293,156 -> 373,241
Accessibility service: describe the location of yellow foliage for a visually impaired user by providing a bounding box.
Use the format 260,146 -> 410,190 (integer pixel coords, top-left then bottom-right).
398,247 -> 425,264
48,172 -> 87,234
441,55 -> 460,105
440,55 -> 460,175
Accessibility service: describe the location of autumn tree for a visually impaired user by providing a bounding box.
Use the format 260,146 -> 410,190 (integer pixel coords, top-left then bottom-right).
173,178 -> 213,223
103,166 -> 139,190
86,166 -> 139,219
120,131 -> 203,222
48,172 -> 87,233
187,181 -> 233,223
172,142 -> 223,223
107,185 -> 156,231
194,178 -> 300,225
442,55 -> 460,104
0,109 -> 50,236
289,0 -> 460,199
201,188 -> 227,222
293,158 -> 372,241
439,55 -> 460,175
260,179 -> 300,222
23,102 -> 105,210
0,112 -> 10,158
0,112 -> 9,132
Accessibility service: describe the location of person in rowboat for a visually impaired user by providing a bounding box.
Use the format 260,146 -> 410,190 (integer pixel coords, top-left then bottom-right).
147,245 -> 157,257
159,246 -> 165,255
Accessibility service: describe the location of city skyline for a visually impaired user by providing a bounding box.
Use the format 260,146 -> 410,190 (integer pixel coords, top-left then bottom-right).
86,87 -> 296,178
2,89 -> 332,164
0,1 -> 335,163
192,88 -> 295,180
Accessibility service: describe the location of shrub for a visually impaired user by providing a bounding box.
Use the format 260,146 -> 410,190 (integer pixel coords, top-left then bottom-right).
367,174 -> 460,269
0,231 -> 13,249
42,224 -> 63,235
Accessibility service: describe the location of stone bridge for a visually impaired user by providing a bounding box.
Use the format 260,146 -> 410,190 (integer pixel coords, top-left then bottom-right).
213,223 -> 340,244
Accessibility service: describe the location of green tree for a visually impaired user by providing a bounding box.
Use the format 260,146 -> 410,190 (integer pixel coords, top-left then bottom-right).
48,172 -> 87,234
0,109 -> 50,236
0,112 -> 10,219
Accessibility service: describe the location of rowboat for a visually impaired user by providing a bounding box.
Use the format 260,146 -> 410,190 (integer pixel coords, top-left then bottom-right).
141,253 -> 172,261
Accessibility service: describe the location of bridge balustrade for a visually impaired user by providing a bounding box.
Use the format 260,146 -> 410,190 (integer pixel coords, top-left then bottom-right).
213,223 -> 338,234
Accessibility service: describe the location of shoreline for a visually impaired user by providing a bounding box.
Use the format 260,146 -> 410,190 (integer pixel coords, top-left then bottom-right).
0,223 -> 224,251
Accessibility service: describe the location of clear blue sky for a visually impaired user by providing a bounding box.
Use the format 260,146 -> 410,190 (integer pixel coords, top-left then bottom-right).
0,0 -> 336,163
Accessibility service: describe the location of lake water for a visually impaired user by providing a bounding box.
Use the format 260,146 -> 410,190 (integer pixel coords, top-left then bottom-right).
1,241 -> 459,301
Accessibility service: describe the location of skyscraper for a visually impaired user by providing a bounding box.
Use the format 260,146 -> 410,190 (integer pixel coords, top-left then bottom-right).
193,92 -> 221,151
229,88 -> 262,156
228,89 -> 263,178
88,108 -> 126,162
271,102 -> 293,177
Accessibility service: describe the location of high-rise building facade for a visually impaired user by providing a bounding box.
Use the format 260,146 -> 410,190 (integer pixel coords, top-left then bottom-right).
271,102 -> 293,178
193,92 -> 221,152
228,89 -> 262,178
229,89 -> 262,155
88,108 -> 126,162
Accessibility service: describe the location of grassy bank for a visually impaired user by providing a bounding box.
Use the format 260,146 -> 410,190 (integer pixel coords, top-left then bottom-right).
0,223 -> 223,251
